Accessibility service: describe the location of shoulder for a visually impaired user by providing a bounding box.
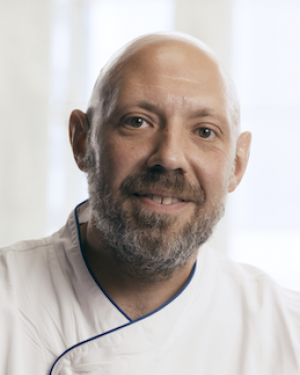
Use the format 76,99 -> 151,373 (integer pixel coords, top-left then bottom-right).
0,236 -> 52,257
208,248 -> 300,306
209,247 -> 269,281
0,237 -> 53,279
206,246 -> 300,311
194,247 -> 300,371
0,236 -> 59,317
0,227 -> 77,340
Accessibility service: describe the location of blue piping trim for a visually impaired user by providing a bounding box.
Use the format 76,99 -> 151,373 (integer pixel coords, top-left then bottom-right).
49,322 -> 132,374
74,201 -> 132,322
49,201 -> 197,374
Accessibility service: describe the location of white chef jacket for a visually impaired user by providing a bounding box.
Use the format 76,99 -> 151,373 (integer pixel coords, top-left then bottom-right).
0,201 -> 300,375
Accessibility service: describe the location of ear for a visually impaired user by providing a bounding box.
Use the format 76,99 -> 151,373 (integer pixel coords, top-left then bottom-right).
228,131 -> 252,192
69,109 -> 90,172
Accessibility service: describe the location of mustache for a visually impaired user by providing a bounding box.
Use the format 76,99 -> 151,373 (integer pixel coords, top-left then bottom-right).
119,169 -> 206,205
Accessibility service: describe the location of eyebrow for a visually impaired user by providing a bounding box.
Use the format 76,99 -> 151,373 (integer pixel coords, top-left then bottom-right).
134,101 -> 216,118
136,101 -> 158,112
191,109 -> 216,118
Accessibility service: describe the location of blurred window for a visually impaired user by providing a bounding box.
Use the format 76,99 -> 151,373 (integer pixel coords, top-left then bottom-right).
230,0 -> 300,290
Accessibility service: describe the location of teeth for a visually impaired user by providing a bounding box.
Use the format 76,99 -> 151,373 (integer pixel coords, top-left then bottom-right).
147,195 -> 183,204
152,195 -> 162,204
162,196 -> 172,205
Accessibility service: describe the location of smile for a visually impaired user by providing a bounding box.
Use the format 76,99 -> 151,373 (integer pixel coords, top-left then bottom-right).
144,194 -> 184,205
134,192 -> 186,206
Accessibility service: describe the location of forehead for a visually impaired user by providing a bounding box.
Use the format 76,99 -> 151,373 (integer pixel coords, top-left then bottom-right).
113,41 -> 231,120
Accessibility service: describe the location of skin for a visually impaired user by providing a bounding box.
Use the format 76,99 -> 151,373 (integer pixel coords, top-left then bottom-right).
69,33 -> 251,320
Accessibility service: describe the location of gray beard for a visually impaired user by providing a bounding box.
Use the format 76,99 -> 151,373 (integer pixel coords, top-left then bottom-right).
86,153 -> 226,282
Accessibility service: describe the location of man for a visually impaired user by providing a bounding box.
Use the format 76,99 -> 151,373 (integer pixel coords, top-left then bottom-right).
1,32 -> 299,375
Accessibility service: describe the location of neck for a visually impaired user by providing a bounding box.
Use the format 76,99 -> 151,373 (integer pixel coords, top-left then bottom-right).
80,222 -> 198,320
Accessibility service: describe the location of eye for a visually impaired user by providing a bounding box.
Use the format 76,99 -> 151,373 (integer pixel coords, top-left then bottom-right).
196,127 -> 215,139
124,117 -> 149,129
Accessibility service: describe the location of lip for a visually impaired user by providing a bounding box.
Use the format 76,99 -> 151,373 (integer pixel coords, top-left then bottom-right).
132,193 -> 192,213
134,190 -> 190,202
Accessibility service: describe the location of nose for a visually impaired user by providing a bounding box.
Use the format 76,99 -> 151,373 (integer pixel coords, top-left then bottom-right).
146,125 -> 189,173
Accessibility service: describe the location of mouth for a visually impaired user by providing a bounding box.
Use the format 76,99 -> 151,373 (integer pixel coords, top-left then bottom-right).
133,191 -> 188,206
137,194 -> 184,205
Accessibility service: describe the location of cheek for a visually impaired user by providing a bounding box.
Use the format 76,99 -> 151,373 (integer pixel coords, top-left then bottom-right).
193,151 -> 233,198
101,136 -> 150,189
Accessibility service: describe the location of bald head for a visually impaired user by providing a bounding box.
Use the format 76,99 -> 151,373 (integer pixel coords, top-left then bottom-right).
86,32 -> 240,136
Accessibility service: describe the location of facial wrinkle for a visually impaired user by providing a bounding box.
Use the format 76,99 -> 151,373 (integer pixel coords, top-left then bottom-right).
160,74 -> 205,84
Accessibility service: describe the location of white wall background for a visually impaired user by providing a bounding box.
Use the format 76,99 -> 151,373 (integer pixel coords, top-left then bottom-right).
230,0 -> 300,290
1,0 -> 299,289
